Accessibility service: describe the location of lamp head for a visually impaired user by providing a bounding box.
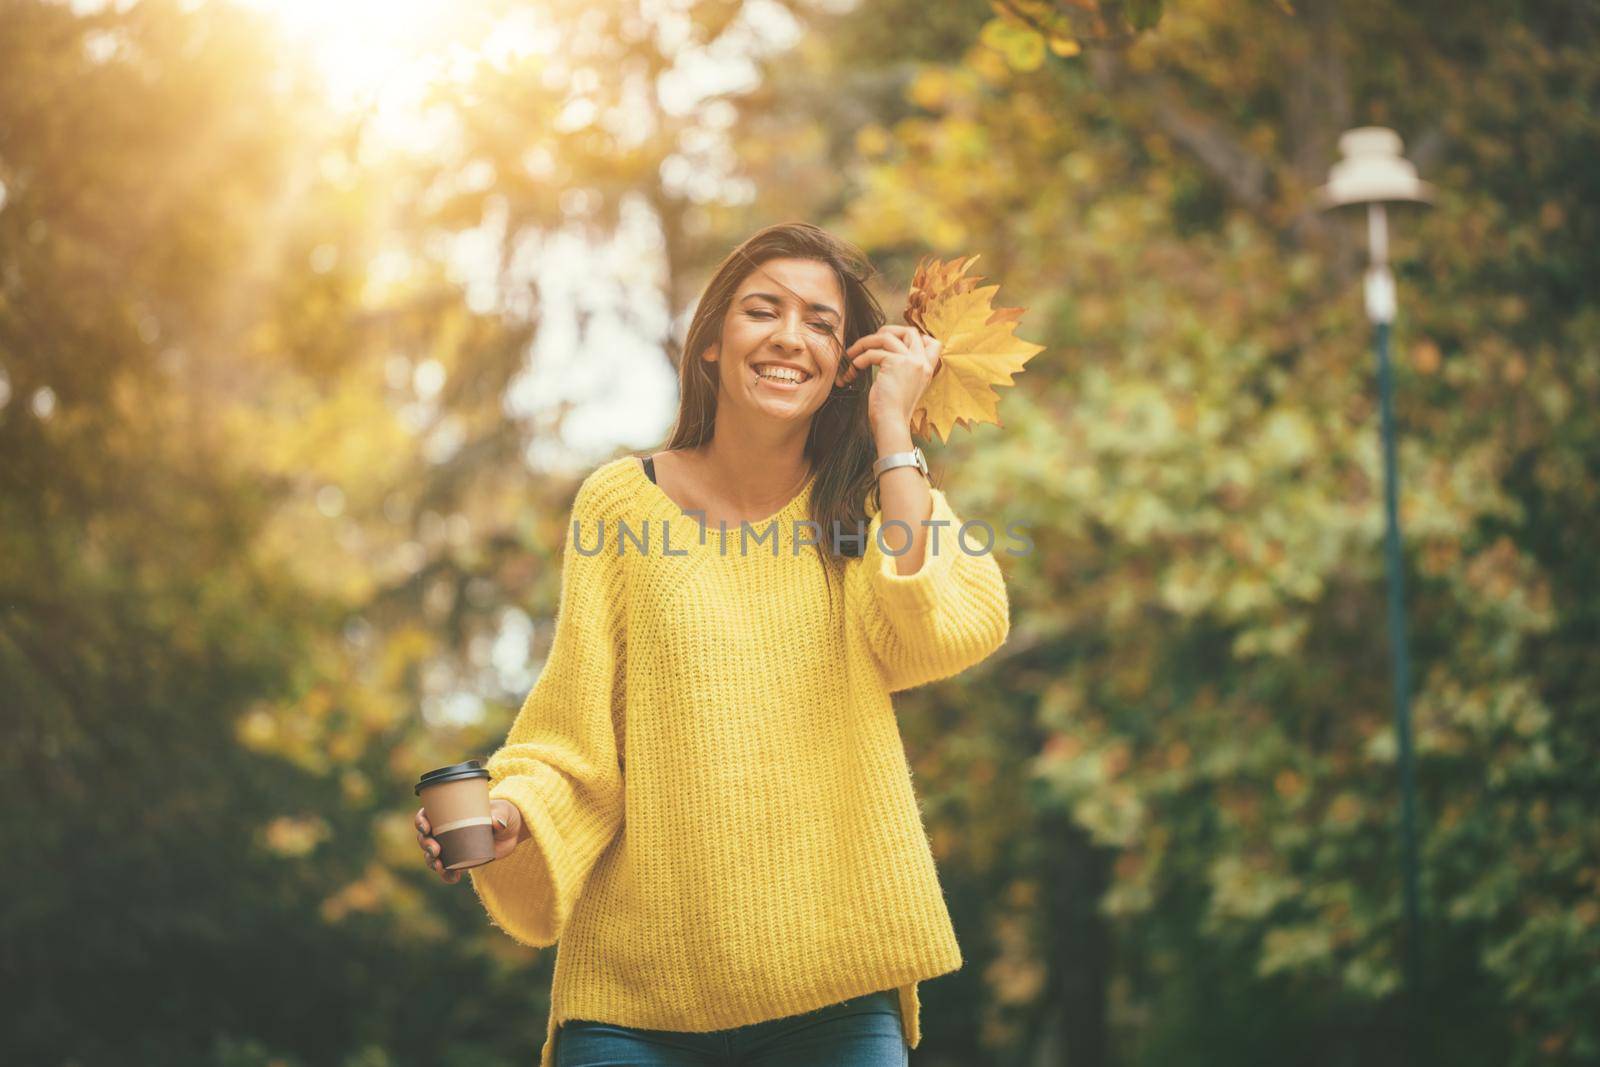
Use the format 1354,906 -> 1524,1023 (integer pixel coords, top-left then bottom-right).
1315,126 -> 1436,210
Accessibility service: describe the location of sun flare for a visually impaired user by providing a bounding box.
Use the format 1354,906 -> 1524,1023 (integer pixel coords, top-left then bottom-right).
235,0 -> 546,110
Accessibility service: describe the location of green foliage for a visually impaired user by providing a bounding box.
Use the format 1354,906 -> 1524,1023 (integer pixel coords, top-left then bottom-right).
824,0 -> 1600,1062
2,0 -> 1595,1064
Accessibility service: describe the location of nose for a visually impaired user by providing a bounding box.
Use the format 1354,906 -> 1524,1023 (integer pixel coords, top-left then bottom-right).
768,314 -> 807,355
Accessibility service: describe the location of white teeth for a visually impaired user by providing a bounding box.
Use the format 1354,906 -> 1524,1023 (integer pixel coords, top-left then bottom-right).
755,366 -> 807,383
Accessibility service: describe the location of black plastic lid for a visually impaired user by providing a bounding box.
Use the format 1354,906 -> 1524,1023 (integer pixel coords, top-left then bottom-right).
415,759 -> 490,795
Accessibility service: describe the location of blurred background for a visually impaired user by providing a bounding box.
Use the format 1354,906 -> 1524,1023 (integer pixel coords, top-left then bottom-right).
2,0 -> 1596,1064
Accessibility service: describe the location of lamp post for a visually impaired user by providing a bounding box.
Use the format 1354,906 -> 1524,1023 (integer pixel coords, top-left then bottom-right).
1314,127 -> 1435,1003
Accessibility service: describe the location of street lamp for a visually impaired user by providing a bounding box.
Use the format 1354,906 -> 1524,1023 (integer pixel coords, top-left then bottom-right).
1314,127 -> 1435,1002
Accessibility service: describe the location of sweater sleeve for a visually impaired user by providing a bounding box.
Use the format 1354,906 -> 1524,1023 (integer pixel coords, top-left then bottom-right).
844,485 -> 1011,694
467,474 -> 626,949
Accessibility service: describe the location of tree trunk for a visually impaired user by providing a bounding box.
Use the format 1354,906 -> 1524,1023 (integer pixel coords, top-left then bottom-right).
1038,811 -> 1113,1067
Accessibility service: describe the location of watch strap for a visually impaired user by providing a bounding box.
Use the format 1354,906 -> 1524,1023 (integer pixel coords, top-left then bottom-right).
873,447 -> 928,479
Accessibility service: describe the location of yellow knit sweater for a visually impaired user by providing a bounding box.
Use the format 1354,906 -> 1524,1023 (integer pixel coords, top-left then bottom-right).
468,455 -> 1011,1067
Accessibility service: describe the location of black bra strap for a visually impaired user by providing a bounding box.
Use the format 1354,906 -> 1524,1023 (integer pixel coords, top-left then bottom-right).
641,455 -> 657,484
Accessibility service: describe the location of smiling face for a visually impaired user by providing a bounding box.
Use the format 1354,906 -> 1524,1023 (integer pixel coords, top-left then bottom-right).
702,257 -> 848,422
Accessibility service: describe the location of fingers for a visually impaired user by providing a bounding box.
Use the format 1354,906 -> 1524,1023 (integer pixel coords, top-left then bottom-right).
841,335 -> 906,384
490,799 -> 517,838
842,328 -> 910,384
417,818 -> 448,877
839,350 -> 880,386
841,341 -> 938,384
416,808 -> 464,882
845,325 -> 932,358
845,328 -> 913,360
842,330 -> 939,385
843,349 -> 885,377
420,836 -> 461,882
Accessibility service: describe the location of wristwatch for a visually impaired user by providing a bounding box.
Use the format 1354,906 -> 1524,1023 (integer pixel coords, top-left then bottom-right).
872,446 -> 929,481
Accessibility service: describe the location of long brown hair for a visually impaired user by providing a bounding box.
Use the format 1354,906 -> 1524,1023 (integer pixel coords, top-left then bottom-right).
661,222 -> 885,586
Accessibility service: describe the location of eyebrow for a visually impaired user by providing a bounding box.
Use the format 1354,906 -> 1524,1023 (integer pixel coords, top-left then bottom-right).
740,292 -> 840,320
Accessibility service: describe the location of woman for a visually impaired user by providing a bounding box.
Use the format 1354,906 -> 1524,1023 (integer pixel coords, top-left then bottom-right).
415,222 -> 1011,1067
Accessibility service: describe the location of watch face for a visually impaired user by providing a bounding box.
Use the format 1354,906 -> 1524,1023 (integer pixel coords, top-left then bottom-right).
876,449 -> 929,478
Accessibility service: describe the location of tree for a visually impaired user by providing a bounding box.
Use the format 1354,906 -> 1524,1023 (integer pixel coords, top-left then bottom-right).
788,0 -> 1599,1061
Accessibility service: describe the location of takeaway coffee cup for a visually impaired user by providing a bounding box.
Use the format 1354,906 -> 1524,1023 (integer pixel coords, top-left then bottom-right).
415,759 -> 497,871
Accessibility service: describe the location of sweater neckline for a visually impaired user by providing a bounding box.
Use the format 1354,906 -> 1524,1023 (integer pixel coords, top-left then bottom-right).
627,456 -> 818,546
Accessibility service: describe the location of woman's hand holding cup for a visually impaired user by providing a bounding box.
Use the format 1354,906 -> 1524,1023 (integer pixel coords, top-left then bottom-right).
415,798 -> 526,884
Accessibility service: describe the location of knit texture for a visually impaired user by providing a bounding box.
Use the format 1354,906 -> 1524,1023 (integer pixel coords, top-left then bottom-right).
468,455 -> 1011,1067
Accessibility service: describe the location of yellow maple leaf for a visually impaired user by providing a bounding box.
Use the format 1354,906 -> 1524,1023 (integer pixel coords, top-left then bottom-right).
903,254 -> 1044,443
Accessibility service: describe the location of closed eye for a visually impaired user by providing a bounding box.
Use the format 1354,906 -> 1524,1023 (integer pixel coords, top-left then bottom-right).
746,310 -> 835,333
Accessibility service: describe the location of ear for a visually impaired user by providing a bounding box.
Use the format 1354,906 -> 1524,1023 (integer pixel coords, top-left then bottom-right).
701,342 -> 719,364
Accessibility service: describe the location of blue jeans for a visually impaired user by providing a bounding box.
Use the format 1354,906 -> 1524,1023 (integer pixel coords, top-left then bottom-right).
555,989 -> 908,1067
